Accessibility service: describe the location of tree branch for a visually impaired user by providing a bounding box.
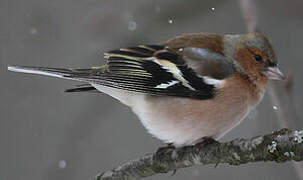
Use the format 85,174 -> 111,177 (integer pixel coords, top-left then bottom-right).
95,129 -> 303,180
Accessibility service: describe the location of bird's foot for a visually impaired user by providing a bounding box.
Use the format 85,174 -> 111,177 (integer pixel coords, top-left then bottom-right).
155,143 -> 175,155
196,136 -> 218,147
155,143 -> 177,175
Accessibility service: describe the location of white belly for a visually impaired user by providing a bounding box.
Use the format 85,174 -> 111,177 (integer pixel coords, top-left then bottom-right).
132,95 -> 250,147
92,83 -> 253,147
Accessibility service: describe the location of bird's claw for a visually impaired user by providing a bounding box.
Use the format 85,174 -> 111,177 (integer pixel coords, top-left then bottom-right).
196,137 -> 218,147
155,143 -> 175,155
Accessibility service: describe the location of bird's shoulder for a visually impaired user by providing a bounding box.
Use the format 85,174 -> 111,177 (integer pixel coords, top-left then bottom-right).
165,33 -> 225,55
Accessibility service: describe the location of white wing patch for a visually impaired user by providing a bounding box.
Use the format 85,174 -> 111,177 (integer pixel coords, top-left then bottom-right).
155,80 -> 179,89
150,58 -> 195,90
203,76 -> 224,87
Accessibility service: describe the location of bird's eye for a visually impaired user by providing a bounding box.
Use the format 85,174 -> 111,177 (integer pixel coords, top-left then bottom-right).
254,54 -> 263,62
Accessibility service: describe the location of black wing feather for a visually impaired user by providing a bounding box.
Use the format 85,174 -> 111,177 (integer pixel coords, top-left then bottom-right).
74,45 -> 216,99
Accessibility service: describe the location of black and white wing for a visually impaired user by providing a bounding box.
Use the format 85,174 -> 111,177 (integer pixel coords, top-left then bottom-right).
83,45 -> 235,99
8,45 -> 235,100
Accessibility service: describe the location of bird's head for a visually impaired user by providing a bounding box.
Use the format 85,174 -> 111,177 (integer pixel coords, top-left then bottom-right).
225,32 -> 285,82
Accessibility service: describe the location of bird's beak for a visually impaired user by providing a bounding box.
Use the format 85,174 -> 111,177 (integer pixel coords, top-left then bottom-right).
263,67 -> 286,80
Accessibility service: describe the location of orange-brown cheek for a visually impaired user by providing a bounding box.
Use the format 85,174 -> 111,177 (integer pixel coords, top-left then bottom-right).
236,48 -> 256,70
236,48 -> 267,80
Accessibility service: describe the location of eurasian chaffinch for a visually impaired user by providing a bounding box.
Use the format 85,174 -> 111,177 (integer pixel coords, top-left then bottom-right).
8,32 -> 285,147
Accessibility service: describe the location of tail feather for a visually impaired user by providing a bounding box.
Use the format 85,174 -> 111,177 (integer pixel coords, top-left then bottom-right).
7,65 -> 99,79
64,85 -> 98,93
7,65 -> 104,93
7,65 -> 76,79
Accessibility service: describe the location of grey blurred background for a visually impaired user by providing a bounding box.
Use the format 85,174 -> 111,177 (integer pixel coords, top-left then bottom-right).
1,0 -> 303,179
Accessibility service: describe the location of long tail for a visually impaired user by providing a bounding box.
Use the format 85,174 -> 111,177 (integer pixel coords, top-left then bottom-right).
7,65 -> 101,93
8,65 -> 92,79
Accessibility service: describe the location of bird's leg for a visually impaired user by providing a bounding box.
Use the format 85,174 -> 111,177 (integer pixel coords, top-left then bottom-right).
195,137 -> 220,168
156,143 -> 175,154
155,143 -> 177,176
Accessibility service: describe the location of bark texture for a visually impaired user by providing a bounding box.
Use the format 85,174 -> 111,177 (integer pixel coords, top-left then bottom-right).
96,129 -> 303,180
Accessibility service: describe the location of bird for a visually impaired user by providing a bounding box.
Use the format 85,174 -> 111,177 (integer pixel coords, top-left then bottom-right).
8,32 -> 285,147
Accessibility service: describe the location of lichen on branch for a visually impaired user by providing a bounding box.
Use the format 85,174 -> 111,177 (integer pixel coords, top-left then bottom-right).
95,129 -> 303,180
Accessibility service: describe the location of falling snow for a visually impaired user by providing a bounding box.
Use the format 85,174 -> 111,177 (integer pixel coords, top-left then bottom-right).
168,19 -> 173,24
273,106 -> 278,110
58,160 -> 67,169
128,21 -> 137,31
29,27 -> 38,35
211,7 -> 215,11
